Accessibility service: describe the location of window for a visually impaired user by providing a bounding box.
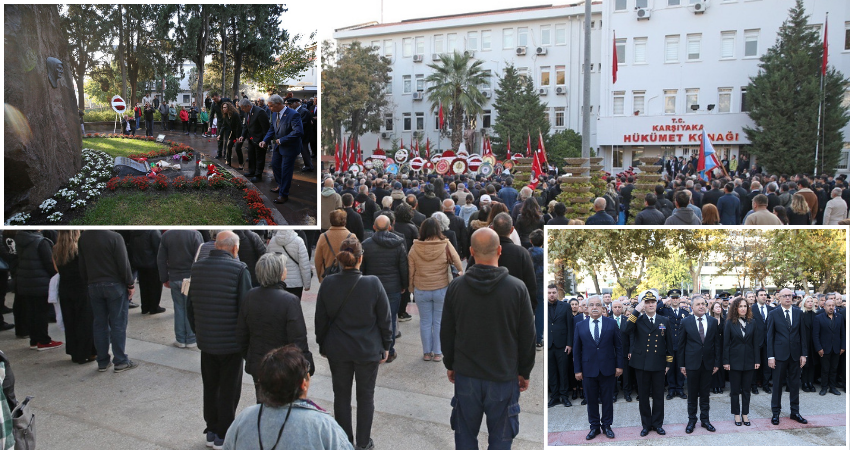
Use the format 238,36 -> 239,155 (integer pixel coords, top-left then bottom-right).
384,40 -> 393,57
467,31 -> 478,51
482,30 -> 492,51
415,74 -> 425,92
503,28 -> 514,49
402,75 -> 412,94
665,35 -> 679,62
544,108 -> 550,126
555,107 -> 565,127
686,88 -> 699,112
616,39 -> 626,64
845,22 -> 850,50
403,113 -> 412,131
415,112 -> 424,130
718,87 -> 732,113
636,0 -> 648,7
517,27 -> 529,47
415,36 -> 424,56
385,76 -> 393,95
613,91 -> 625,115
434,35 -> 444,54
740,87 -> 749,112
615,0 -> 627,10
384,113 -> 393,131
613,146 -> 623,168
482,110 -> 491,128
687,34 -> 701,60
371,40 -> 380,50
540,25 -> 551,46
744,29 -> 759,57
720,31 -> 735,59
634,38 -> 647,63
481,70 -> 492,90
633,91 -> 645,115
183,94 -> 190,103
434,113 -> 441,130
517,67 -> 529,81
555,24 -> 566,45
668,0 -> 681,5
402,38 -> 413,57
664,89 -> 677,114
555,65 -> 566,85
448,33 -> 458,53
540,66 -> 551,86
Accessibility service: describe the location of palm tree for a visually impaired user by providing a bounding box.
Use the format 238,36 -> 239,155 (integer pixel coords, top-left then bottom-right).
425,51 -> 488,151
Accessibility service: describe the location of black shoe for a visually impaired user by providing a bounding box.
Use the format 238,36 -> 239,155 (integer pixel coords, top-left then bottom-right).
612,395 -> 618,403
149,307 -> 166,315
572,391 -> 578,400
734,415 -> 742,426
790,413 -> 807,424
830,387 -> 841,396
666,393 -> 674,400
243,172 -> 255,177
385,352 -> 397,363
655,427 -> 666,435
785,385 -> 790,393
764,386 -> 772,394
685,421 -> 696,434
579,389 -> 585,399
562,396 -> 571,407
1,306 -> 13,314
640,428 -> 650,437
251,176 -> 262,183
680,392 -> 688,399
819,388 -> 828,396
603,426 -> 615,439
128,302 -> 140,309
624,394 -> 632,402
548,397 -> 562,408
273,196 -> 289,204
301,166 -> 314,172
581,398 -> 587,405
0,323 -> 14,331
742,416 -> 751,426
771,415 -> 780,425
701,422 -> 716,432
752,386 -> 759,394
586,428 -> 601,440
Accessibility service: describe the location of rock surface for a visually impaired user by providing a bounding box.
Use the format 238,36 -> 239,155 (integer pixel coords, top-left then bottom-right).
4,5 -> 82,217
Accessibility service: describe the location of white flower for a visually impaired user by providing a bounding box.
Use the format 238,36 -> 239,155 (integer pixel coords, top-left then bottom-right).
71,199 -> 86,209
47,212 -> 62,222
39,198 -> 57,212
4,212 -> 30,225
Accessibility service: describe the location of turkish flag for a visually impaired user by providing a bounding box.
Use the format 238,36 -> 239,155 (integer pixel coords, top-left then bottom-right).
822,16 -> 828,76
439,104 -> 444,129
334,140 -> 340,171
613,31 -> 619,84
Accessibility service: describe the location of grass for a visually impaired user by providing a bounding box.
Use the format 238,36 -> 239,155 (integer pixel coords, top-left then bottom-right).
71,191 -> 246,225
82,138 -> 168,158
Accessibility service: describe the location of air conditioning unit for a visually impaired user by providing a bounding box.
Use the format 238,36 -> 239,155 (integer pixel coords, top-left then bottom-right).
536,47 -> 547,55
690,0 -> 708,14
413,54 -> 423,62
381,132 -> 393,139
555,86 -> 567,95
636,8 -> 651,20
431,53 -> 441,61
516,46 -> 527,56
412,92 -> 424,100
464,50 -> 475,58
538,88 -> 548,96
482,91 -> 491,98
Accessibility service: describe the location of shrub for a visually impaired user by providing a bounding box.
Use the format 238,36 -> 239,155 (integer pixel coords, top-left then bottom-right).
191,176 -> 208,189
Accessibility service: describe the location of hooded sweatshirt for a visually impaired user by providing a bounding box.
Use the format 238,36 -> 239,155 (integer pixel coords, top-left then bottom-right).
459,203 -> 479,225
663,206 -> 701,225
441,264 -> 536,381
390,189 -> 406,210
408,238 -> 462,291
320,187 -> 342,230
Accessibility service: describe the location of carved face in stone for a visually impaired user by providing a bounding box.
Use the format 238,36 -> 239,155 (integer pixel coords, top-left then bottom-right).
46,57 -> 63,88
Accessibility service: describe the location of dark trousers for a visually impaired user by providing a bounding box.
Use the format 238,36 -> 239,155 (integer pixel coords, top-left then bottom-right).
711,367 -> 725,389
225,140 -> 243,166
667,352 -> 684,391
386,293 -> 400,355
20,294 -> 51,346
451,373 -> 520,450
685,366 -> 712,422
145,119 -> 154,136
169,119 -> 176,131
283,286 -> 303,300
616,366 -> 634,397
729,369 -> 754,415
771,358 -> 801,415
13,294 -> 29,337
547,346 -> 570,399
755,344 -> 773,387
802,351 -> 817,386
161,116 -> 169,131
200,352 -> 243,438
189,118 -> 197,133
137,267 -> 162,313
300,137 -> 313,168
635,369 -> 665,428
58,290 -> 95,363
246,140 -> 265,177
400,290 -> 411,318
328,359 -> 380,448
583,374 -> 615,428
820,352 -> 840,389
182,120 -> 189,132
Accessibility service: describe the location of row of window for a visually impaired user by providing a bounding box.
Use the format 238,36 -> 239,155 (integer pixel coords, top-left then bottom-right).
611,87 -> 749,115
384,106 -> 573,133
615,0 -> 761,10
615,30 -> 760,65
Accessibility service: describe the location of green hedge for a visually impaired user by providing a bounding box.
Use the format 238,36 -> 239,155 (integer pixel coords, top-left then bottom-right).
84,110 -> 163,122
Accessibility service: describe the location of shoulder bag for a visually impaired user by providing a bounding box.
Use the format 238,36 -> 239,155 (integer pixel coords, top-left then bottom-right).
445,244 -> 459,280
321,233 -> 352,279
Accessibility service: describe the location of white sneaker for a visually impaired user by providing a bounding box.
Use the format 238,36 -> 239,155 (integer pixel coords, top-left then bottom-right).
185,342 -> 198,349
173,341 -> 186,348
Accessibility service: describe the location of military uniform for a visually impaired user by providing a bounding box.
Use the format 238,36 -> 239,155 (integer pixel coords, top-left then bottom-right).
623,292 -> 675,433
661,289 -> 689,398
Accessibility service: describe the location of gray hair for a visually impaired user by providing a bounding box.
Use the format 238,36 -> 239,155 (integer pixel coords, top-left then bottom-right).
832,187 -> 842,197
255,253 -> 287,288
215,231 -> 240,251
690,295 -> 706,306
586,295 -> 603,306
519,186 -> 533,200
382,196 -> 394,208
268,94 -> 284,105
238,98 -> 253,108
257,96 -> 266,102
431,211 -> 450,231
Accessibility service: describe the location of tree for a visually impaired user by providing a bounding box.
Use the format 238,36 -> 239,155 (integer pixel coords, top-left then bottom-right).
251,40 -> 316,95
715,230 -> 771,293
673,229 -> 725,291
547,129 -> 587,164
764,229 -> 846,293
321,40 -> 391,155
743,0 -> 850,175
425,52 -> 488,151
491,64 -> 550,159
61,5 -> 109,110
636,250 -> 692,296
163,4 -> 216,107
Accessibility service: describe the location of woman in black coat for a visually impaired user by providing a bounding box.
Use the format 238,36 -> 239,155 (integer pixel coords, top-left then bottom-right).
800,297 -> 818,392
315,237 -> 392,450
129,230 -> 164,314
236,253 -> 312,403
723,297 -> 760,427
53,231 -> 95,363
218,102 -> 243,169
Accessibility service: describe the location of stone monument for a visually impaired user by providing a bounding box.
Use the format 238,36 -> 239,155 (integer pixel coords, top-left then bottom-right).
4,5 -> 82,217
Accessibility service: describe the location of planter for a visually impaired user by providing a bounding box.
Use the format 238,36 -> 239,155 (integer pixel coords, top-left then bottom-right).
566,197 -> 593,204
562,165 -> 590,173
589,165 -> 604,171
589,157 -> 603,164
512,173 -> 531,181
515,157 -> 533,164
634,183 -> 657,190
563,158 -> 589,165
560,185 -> 591,193
559,176 -> 591,183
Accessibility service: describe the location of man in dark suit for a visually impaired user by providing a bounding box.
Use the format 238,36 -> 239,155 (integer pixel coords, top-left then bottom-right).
573,295 -> 623,440
702,180 -> 723,207
611,299 -> 633,402
237,98 -> 271,183
813,299 -> 845,396
677,295 -> 720,433
623,290 -> 675,436
766,288 -> 808,425
661,289 -> 689,399
752,288 -> 774,394
292,98 -> 315,172
548,285 -> 574,408
260,95 -> 303,204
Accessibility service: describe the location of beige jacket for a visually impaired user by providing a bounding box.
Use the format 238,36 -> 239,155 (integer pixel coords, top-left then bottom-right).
320,188 -> 342,230
408,238 -> 463,291
314,226 -> 353,282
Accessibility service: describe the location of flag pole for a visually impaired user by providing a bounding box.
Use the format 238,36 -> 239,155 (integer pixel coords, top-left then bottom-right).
814,12 -> 827,177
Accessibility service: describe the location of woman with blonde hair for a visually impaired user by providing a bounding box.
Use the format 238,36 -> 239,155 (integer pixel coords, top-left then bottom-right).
219,101 -> 243,169
603,182 -> 620,223
786,193 -> 811,225
54,230 -> 95,363
800,296 -> 817,392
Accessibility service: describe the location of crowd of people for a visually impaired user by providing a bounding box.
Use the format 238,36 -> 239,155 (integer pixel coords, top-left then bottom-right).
548,287 -> 846,440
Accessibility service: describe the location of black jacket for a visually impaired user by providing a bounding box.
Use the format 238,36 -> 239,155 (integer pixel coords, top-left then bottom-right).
468,236 -> 537,311
444,211 -> 469,258
634,205 -> 666,225
677,314 -> 721,371
418,193 -> 442,218
548,300 -> 574,349
355,192 -> 379,231
766,307 -> 808,361
547,215 -> 570,225
234,230 -> 267,287
343,207 -> 365,243
241,105 -> 271,142
393,221 -> 419,254
361,231 -> 409,294
813,312 -> 845,355
723,319 -> 760,371
236,283 -> 311,375
622,312 -> 675,372
129,230 -> 161,270
702,188 -> 723,207
13,231 -> 56,297
315,269 -> 392,362
441,264 -> 536,381
77,230 -> 133,287
187,249 -> 251,355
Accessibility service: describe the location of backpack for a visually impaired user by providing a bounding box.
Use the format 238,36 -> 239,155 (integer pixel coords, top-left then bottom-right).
322,233 -> 352,279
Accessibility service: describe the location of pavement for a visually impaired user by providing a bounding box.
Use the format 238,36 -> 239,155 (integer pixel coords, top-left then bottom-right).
0,261 -> 544,450
548,379 -> 848,446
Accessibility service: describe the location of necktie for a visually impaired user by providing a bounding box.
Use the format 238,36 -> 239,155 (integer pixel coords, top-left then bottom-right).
616,316 -> 621,328
698,317 -> 705,343
785,309 -> 791,328
593,319 -> 600,344
650,317 -> 654,326
276,111 -> 281,130
761,305 -> 766,319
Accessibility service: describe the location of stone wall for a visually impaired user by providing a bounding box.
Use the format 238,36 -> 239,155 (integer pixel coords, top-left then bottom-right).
4,5 -> 82,217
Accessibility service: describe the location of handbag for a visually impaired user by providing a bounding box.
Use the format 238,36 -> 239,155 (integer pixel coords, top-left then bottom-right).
180,243 -> 205,296
445,244 -> 459,280
321,233 -> 352,279
11,396 -> 34,450
317,277 -> 360,355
